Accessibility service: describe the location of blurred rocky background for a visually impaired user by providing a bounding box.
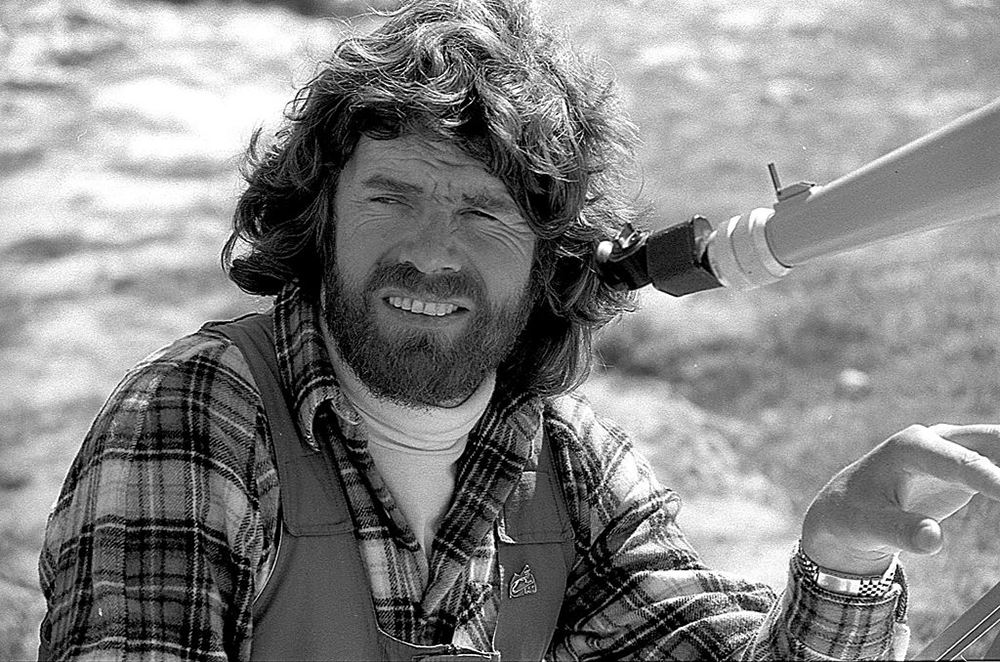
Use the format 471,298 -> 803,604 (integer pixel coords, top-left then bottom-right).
2,0 -> 999,657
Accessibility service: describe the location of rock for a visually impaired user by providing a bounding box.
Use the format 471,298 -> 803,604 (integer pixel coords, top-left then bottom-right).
836,368 -> 872,400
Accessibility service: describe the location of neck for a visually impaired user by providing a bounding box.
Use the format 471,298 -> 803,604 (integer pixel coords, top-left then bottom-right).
322,330 -> 495,448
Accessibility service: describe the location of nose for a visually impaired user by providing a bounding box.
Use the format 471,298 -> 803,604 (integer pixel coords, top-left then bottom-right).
397,211 -> 461,274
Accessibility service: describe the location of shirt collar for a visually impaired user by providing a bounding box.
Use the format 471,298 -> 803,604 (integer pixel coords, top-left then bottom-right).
272,284 -> 357,448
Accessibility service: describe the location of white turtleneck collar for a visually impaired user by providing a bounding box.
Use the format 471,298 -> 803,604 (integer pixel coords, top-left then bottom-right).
329,342 -> 496,453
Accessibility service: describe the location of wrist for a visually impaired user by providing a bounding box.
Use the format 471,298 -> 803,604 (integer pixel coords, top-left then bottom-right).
799,536 -> 896,576
795,542 -> 901,598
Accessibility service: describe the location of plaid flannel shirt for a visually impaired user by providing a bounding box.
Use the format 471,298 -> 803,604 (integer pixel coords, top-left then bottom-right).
39,284 -> 909,660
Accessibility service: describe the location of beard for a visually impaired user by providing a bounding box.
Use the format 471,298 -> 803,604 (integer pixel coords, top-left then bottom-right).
323,261 -> 537,408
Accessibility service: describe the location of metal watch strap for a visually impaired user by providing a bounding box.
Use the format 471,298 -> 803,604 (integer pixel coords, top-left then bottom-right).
795,544 -> 900,598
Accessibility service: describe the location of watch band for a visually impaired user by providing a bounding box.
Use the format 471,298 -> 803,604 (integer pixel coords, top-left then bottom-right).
795,544 -> 900,598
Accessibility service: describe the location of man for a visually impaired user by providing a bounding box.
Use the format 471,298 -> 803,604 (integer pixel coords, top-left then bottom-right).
38,0 -> 1000,659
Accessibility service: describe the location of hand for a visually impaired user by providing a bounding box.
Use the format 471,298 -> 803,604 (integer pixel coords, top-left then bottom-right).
801,424 -> 1000,575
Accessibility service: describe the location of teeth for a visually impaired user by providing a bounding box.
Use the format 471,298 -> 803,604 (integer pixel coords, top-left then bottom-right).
388,296 -> 458,317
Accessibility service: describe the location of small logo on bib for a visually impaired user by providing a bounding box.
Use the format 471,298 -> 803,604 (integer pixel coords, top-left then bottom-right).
509,564 -> 537,599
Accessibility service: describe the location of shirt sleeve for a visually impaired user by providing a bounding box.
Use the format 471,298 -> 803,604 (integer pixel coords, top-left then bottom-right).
543,393 -> 908,661
745,561 -> 909,660
37,330 -> 275,662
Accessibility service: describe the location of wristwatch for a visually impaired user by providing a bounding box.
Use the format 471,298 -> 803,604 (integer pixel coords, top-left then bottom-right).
795,543 -> 900,598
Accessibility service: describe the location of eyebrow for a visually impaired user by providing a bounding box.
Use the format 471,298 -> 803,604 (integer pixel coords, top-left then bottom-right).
461,190 -> 521,215
361,174 -> 520,215
361,174 -> 423,197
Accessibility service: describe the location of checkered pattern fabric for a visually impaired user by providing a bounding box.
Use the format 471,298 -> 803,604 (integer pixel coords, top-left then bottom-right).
39,284 -> 909,660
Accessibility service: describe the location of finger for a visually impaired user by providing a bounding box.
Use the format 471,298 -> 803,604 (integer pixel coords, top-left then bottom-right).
911,518 -> 943,554
900,425 -> 1000,501
930,423 -> 1000,456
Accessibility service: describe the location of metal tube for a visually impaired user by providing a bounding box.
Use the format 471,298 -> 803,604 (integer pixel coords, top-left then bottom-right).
599,97 -> 1000,295
765,96 -> 1000,266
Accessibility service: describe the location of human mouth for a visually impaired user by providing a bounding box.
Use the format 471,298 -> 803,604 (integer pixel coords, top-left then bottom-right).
387,296 -> 461,317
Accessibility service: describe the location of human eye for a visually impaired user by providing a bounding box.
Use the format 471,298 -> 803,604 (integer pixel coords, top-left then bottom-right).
465,208 -> 498,221
369,194 -> 404,205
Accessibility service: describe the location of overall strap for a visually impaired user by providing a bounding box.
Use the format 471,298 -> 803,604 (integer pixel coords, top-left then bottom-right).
493,430 -> 576,660
208,313 -> 383,661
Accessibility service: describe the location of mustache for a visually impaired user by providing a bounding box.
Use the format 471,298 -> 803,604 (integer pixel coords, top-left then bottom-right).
367,263 -> 484,303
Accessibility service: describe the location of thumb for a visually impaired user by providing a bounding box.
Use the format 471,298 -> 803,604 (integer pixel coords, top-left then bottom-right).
888,511 -> 943,555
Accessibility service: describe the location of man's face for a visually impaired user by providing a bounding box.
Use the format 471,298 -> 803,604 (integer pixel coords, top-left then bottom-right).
324,134 -> 538,407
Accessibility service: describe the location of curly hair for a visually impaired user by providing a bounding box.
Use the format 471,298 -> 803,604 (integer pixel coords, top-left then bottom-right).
222,0 -> 645,398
